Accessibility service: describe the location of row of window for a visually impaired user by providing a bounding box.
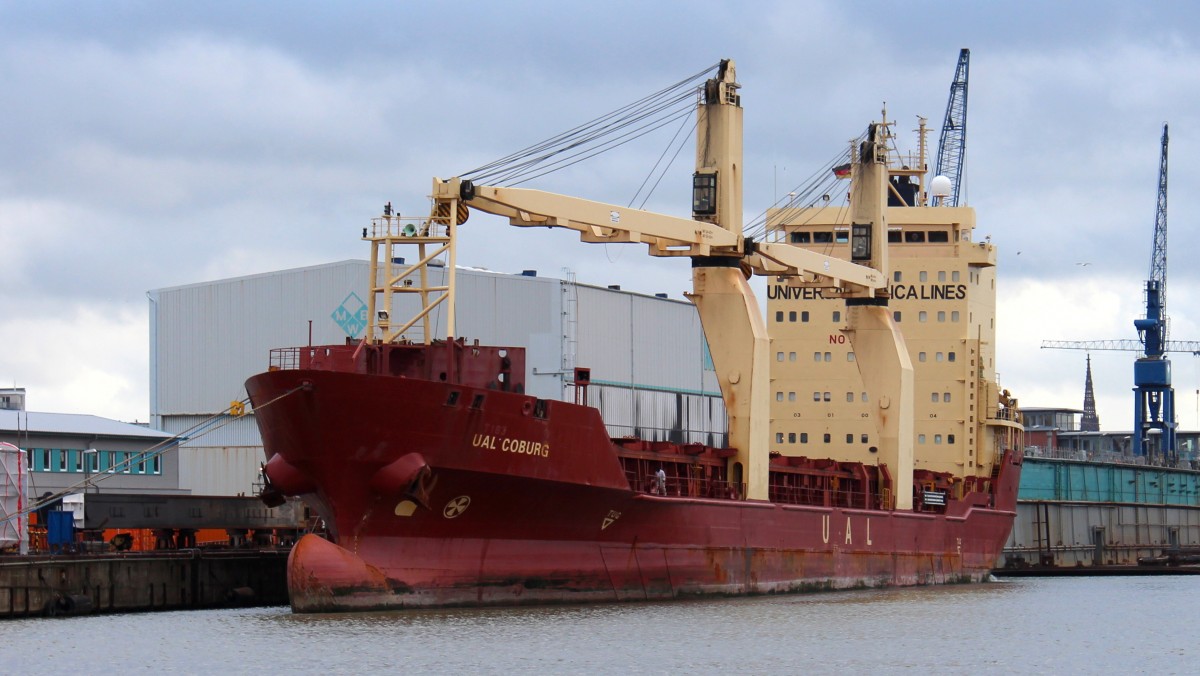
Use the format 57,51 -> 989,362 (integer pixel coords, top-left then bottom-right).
774,390 -> 952,404
773,432 -> 958,446
776,350 -> 960,363
789,230 -> 953,245
776,431 -> 871,445
893,270 -> 961,283
773,310 -> 963,323
25,448 -> 162,475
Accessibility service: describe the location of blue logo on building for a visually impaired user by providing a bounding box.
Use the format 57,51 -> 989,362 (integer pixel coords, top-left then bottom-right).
332,292 -> 368,338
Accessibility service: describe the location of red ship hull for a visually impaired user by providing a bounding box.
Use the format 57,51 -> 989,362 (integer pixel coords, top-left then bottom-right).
247,342 -> 1021,613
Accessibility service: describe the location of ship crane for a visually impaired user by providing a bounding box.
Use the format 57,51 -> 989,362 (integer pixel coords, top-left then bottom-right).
1042,124 -> 1184,461
934,48 -> 969,206
388,61 -> 915,507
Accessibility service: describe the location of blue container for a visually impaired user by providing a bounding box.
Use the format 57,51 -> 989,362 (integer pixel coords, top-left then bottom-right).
47,510 -> 75,552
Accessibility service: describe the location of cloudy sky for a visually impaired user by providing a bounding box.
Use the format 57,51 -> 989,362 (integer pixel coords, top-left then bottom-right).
3,1 -> 1200,432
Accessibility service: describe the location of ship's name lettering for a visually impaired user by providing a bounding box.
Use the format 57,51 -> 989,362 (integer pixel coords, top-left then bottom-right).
471,433 -> 549,458
890,283 -> 967,301
767,285 -> 829,301
767,283 -> 967,301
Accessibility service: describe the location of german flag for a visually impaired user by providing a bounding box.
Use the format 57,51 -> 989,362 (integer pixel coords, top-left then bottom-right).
832,163 -> 851,179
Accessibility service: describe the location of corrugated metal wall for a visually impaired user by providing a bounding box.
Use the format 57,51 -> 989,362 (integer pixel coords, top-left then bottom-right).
151,263 -> 728,495
176,446 -> 264,497
151,261 -> 369,418
574,285 -> 725,447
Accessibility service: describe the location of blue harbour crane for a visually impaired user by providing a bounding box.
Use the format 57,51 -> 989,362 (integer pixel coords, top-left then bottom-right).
934,48 -> 969,206
1133,124 -> 1174,459
1042,124 -> 1185,461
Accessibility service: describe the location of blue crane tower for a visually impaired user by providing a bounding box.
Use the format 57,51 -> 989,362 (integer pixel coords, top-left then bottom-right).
934,49 -> 969,206
1133,124 -> 1175,460
1042,125 -> 1186,461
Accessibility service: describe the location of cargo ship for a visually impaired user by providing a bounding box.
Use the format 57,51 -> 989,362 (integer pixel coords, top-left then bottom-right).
247,60 -> 1024,612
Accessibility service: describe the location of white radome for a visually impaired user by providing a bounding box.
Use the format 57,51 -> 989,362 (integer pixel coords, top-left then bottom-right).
930,175 -> 953,198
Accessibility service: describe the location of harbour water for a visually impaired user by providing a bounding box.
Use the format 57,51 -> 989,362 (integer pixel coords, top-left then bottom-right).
2,576 -> 1193,673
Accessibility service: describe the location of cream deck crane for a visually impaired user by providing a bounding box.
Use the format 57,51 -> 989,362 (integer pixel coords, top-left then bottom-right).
377,61 -> 914,506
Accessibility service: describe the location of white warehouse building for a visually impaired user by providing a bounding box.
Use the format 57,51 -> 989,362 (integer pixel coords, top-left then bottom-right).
149,261 -> 727,496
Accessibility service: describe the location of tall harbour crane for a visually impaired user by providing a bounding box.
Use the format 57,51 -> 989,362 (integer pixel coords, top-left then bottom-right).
1042,124 -> 1180,460
934,48 -> 969,206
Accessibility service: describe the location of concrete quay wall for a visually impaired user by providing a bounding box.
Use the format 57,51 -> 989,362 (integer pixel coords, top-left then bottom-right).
0,549 -> 288,618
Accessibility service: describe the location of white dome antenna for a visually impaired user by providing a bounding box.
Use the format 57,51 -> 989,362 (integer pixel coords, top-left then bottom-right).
929,175 -> 953,205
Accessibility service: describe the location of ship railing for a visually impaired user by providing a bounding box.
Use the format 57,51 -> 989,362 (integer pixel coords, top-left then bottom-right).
767,482 -> 881,510
605,424 -> 725,447
369,215 -> 448,239
985,405 -> 1021,423
268,348 -> 301,371
629,470 -> 745,501
1024,446 -> 1197,469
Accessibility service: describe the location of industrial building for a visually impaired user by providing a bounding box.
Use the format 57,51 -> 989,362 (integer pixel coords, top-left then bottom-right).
148,261 -> 727,496
0,393 -> 180,497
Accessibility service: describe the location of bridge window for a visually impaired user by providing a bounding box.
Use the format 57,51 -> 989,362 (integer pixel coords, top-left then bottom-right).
791,232 -> 811,243
928,231 -> 950,243
906,231 -> 926,243
888,231 -> 901,243
835,231 -> 849,243
814,232 -> 833,243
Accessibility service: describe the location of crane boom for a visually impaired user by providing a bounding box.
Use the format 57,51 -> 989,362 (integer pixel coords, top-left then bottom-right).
934,48 -> 969,206
1149,123 -> 1169,311
1042,339 -> 1200,354
419,61 -> 913,506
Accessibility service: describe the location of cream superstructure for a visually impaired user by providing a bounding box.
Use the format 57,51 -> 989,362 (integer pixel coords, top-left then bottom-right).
765,123 -> 1018,482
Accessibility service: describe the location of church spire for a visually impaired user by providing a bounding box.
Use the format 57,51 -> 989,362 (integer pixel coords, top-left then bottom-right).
1081,354 -> 1100,432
